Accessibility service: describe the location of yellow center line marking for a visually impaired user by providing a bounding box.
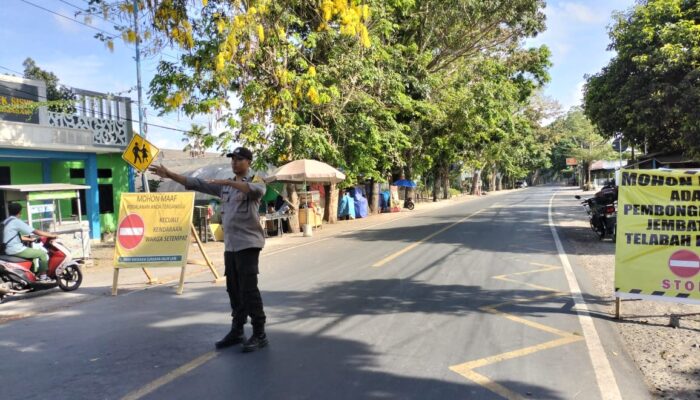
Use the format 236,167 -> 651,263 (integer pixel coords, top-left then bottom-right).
371,209 -> 485,267
121,351 -> 218,400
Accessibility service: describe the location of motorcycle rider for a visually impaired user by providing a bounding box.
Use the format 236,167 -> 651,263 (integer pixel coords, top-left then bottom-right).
2,203 -> 57,282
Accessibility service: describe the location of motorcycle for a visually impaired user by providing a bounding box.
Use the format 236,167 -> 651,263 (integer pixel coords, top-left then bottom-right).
0,236 -> 84,302
575,181 -> 618,241
403,197 -> 415,211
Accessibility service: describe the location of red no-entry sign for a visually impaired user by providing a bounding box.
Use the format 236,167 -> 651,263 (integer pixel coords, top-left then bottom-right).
668,250 -> 700,278
118,214 -> 145,250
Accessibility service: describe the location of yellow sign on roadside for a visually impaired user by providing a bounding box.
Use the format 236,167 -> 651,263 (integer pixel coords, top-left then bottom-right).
122,134 -> 160,172
616,169 -> 700,304
113,192 -> 194,268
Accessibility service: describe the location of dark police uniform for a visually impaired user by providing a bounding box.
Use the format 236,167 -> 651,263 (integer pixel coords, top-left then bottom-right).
184,173 -> 267,335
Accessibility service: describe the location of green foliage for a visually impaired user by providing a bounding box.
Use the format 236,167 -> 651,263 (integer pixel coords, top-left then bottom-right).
547,108 -> 617,183
87,0 -> 553,187
584,0 -> 700,156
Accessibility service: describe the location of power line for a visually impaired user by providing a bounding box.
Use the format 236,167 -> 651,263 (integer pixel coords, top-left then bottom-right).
0,65 -> 23,75
55,0 -> 180,62
56,0 -> 122,26
19,0 -> 119,38
0,64 -> 137,100
21,0 -> 181,61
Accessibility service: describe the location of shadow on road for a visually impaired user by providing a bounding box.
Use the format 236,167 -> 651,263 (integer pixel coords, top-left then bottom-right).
264,278 -> 613,332
0,276 -> 610,400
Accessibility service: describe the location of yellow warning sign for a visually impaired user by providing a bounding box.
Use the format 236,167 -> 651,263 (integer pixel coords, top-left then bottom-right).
616,169 -> 700,304
122,134 -> 160,172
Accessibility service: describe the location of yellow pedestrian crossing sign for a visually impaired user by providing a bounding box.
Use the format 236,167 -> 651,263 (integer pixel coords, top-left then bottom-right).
122,135 -> 160,172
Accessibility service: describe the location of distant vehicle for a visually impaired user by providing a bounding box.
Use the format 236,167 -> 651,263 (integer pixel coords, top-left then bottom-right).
514,181 -> 527,188
575,180 -> 618,241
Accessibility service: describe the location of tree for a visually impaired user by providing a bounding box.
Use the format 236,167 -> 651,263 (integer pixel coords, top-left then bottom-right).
82,0 -> 552,204
22,58 -> 76,113
548,108 -> 616,189
583,0 -> 700,156
182,124 -> 212,158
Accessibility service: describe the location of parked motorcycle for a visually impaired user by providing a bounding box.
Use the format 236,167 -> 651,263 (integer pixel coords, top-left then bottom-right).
0,236 -> 84,302
575,181 -> 618,241
403,197 -> 415,210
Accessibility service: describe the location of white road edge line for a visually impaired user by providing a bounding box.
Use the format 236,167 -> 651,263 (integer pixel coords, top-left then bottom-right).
548,192 -> 622,400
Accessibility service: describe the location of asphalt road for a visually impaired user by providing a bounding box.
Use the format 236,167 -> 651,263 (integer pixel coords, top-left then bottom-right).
1,186 -> 650,399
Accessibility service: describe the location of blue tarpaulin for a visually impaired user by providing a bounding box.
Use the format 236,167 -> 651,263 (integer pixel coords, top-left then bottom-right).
338,192 -> 356,219
350,186 -> 368,218
393,179 -> 417,188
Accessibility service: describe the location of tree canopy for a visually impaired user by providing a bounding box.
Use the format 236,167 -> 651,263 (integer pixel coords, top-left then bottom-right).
583,0 -> 700,156
84,0 -> 553,190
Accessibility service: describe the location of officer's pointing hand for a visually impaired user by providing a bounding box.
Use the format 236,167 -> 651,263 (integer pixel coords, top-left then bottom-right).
148,164 -> 169,178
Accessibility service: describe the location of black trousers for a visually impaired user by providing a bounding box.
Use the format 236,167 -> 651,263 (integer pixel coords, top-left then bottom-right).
224,249 -> 266,334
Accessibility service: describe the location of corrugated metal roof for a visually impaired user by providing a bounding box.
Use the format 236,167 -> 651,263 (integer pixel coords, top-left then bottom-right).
0,183 -> 90,192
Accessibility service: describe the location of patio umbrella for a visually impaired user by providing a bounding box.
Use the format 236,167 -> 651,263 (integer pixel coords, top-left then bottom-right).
265,159 -> 346,237
264,159 -> 346,184
393,179 -> 417,188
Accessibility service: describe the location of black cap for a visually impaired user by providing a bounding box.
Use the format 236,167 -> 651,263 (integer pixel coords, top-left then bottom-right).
226,147 -> 253,161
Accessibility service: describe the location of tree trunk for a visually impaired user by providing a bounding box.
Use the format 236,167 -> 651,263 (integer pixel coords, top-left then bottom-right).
370,181 -> 380,214
587,165 -> 592,190
442,168 -> 449,199
432,171 -> 439,202
531,171 -> 538,186
404,168 -> 415,204
287,183 -> 300,233
496,175 -> 503,191
471,170 -> 481,196
325,183 -> 338,224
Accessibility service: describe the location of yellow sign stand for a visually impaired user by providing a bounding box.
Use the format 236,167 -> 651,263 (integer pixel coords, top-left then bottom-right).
122,134 -> 160,172
111,193 -> 222,295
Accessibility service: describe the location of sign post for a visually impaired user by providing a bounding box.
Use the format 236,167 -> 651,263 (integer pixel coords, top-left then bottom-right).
112,192 -> 221,295
615,169 -> 700,311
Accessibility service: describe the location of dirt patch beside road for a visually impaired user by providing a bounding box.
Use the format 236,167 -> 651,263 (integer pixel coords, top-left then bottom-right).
555,191 -> 700,400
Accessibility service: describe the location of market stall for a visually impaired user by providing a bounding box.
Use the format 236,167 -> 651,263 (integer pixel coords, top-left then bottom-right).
264,159 -> 345,236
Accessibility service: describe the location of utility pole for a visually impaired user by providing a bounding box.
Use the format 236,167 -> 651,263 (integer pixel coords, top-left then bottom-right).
618,133 -> 623,168
132,0 -> 149,193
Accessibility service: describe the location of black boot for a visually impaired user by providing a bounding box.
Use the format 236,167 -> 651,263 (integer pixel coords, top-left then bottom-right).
215,324 -> 245,349
241,332 -> 268,353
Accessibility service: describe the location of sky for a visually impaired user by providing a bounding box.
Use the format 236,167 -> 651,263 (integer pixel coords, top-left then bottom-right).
0,0 -> 637,150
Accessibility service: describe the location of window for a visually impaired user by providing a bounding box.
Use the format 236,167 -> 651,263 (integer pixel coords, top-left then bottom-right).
98,184 -> 114,213
69,168 -> 85,179
70,185 -> 114,215
70,168 -> 112,179
71,189 -> 87,216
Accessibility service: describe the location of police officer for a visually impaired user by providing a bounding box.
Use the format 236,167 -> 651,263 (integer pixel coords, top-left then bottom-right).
148,147 -> 268,352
